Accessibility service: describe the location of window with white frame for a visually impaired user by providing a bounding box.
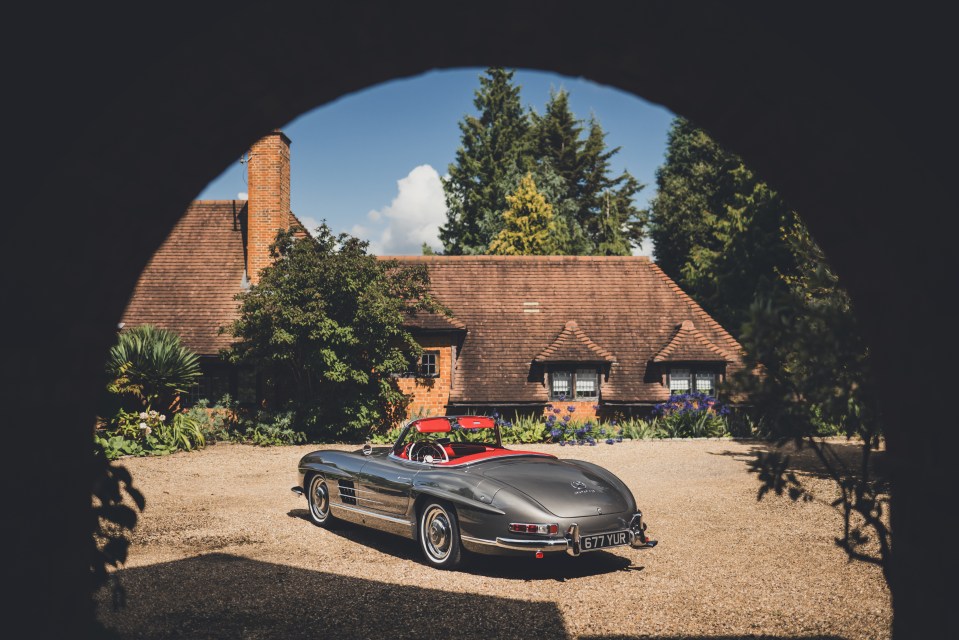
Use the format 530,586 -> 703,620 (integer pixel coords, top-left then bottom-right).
550,368 -> 599,400
418,351 -> 438,377
668,368 -> 718,395
695,372 -> 716,395
668,368 -> 690,394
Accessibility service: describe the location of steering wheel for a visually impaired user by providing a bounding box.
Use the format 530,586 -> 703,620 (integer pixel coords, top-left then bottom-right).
407,440 -> 449,463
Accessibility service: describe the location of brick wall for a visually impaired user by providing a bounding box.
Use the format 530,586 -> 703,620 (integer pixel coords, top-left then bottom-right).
246,130 -> 291,284
544,400 -> 599,422
396,336 -> 455,419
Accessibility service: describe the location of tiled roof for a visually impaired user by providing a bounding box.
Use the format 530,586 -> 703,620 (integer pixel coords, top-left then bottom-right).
534,320 -> 615,363
122,200 -> 305,355
403,309 -> 467,331
653,319 -> 729,362
389,255 -> 746,404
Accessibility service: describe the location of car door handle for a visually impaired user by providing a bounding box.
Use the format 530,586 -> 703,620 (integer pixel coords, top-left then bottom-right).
397,476 -> 412,485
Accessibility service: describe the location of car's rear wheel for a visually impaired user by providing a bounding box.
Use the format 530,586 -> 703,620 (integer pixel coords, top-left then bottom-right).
307,475 -> 334,526
418,500 -> 462,569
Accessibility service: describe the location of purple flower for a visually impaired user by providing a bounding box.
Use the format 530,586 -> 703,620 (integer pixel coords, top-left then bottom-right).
616,436 -> 623,442
559,440 -> 566,446
599,427 -> 606,435
553,408 -> 562,414
550,428 -> 562,438
610,420 -> 617,426
589,441 -> 597,446
492,410 -> 499,419
545,404 -> 553,410
575,428 -> 586,437
562,415 -> 571,423
605,438 -> 614,445
567,406 -> 575,413
558,393 -> 567,401
592,404 -> 600,410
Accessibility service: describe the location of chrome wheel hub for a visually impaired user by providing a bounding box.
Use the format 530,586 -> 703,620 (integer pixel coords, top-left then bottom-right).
310,480 -> 329,520
424,507 -> 451,559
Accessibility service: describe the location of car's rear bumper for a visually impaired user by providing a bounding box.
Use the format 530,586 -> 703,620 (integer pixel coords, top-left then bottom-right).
462,512 -> 657,556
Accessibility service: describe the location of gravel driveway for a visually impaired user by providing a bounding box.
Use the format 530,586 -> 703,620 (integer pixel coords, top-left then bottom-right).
96,440 -> 890,639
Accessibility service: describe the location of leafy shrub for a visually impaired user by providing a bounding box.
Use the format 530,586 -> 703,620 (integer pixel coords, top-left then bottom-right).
617,416 -> 665,439
183,395 -> 237,443
106,325 -> 200,411
232,410 -> 307,446
652,392 -> 730,438
369,425 -> 404,444
500,413 -> 548,444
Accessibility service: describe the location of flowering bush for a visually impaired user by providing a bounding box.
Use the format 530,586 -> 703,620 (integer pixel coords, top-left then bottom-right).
652,392 -> 730,438
542,403 -> 624,447
95,408 -> 205,460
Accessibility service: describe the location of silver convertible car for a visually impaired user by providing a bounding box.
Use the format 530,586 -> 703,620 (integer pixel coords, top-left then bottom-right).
292,415 -> 657,568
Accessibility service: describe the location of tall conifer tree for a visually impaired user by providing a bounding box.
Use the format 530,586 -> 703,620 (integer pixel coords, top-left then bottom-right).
647,117 -> 797,332
488,174 -> 557,255
440,68 -> 531,254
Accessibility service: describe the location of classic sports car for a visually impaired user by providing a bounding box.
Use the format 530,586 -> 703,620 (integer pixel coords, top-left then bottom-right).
292,415 -> 657,568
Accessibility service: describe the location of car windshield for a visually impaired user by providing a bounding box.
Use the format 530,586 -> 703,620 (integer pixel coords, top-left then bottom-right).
392,416 -> 503,462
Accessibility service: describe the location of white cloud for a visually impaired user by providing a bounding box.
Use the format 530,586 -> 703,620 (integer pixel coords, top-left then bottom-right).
632,238 -> 655,258
361,165 -> 447,255
298,215 -> 321,235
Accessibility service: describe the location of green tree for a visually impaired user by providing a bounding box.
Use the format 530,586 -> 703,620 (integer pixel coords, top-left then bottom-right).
105,324 -> 200,412
488,174 -> 558,255
732,214 -> 888,579
440,67 -> 532,255
576,118 -> 645,254
530,89 -> 583,201
647,117 -> 795,332
442,69 -> 644,256
227,224 -> 439,439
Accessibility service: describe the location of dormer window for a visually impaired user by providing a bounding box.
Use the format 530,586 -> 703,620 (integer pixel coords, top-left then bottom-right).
667,368 -> 717,395
550,367 -> 599,400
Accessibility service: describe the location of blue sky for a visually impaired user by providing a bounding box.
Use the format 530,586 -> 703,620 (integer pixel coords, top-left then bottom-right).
198,68 -> 676,256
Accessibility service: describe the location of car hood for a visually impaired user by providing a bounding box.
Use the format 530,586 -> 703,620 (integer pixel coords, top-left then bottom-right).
479,457 -> 629,518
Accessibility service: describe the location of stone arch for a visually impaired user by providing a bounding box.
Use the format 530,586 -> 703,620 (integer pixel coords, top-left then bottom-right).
7,4 -> 952,636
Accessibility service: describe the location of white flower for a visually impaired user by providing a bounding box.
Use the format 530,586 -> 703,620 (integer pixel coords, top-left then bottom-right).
159,414 -> 166,422
139,422 -> 147,429
139,412 -> 148,420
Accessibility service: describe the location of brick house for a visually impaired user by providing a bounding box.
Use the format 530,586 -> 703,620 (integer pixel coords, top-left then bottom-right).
391,256 -> 746,421
121,130 -> 307,405
123,131 -> 747,417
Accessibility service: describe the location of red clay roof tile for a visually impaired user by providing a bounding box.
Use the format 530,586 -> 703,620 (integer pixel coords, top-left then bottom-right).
386,256 -> 746,404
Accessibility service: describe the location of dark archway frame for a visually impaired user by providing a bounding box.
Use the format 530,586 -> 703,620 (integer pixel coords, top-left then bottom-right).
6,4 -> 954,637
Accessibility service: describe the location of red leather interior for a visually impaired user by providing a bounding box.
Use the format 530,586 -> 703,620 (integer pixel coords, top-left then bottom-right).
436,448 -> 554,466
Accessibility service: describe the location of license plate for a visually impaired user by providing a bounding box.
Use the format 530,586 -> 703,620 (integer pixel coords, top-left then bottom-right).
580,529 -> 630,551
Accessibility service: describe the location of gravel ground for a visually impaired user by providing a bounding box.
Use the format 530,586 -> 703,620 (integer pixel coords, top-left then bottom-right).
96,440 -> 890,639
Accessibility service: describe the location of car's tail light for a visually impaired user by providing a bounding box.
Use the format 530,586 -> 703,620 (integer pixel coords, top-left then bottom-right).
508,523 -> 559,535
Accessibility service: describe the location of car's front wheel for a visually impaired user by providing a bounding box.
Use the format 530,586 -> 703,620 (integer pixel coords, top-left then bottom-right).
418,500 -> 463,569
307,475 -> 334,526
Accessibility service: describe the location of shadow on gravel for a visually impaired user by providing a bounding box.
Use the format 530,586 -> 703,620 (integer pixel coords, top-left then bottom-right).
288,508 -> 635,580
96,553 -> 849,640
97,552 -> 567,639
711,440 -> 888,481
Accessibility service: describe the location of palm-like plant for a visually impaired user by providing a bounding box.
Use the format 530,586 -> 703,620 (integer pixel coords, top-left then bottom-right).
106,325 -> 201,410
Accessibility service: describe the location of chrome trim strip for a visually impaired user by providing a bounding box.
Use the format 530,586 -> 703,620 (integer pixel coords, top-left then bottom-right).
494,536 -> 570,552
329,502 -> 412,526
349,495 -> 386,505
460,535 -> 498,547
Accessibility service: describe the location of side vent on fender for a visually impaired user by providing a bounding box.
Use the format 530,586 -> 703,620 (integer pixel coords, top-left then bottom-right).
338,480 -> 357,505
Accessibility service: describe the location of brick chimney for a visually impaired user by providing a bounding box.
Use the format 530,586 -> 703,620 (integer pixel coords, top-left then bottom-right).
245,130 -> 291,284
